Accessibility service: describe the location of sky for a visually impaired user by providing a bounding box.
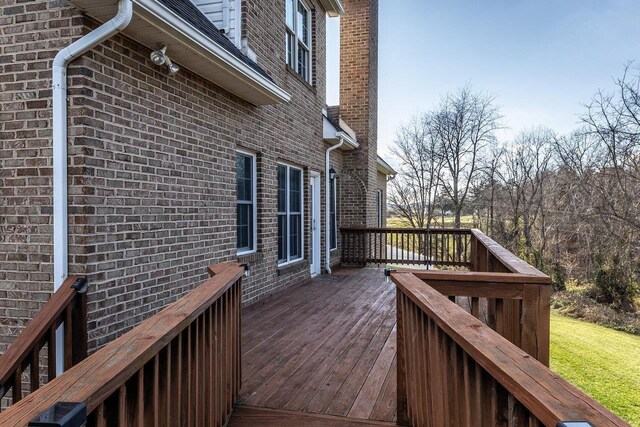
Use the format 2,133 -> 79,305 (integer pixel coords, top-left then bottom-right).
325,0 -> 640,160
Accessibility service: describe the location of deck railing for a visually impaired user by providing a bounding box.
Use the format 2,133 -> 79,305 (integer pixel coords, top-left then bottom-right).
408,270 -> 551,365
0,263 -> 243,426
390,228 -> 627,426
0,275 -> 88,408
341,227 -> 472,267
394,271 -> 627,427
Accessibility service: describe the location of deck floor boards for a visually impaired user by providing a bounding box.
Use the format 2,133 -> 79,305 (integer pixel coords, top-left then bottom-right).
240,268 -> 397,423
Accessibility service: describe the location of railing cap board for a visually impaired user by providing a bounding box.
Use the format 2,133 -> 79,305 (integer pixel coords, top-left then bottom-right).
406,270 -> 551,285
0,275 -> 82,388
208,261 -> 243,277
340,227 -> 472,234
0,263 -> 244,427
392,272 -> 628,427
471,229 -> 548,278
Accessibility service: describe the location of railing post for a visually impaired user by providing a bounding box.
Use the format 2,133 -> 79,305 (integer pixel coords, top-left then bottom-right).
71,278 -> 88,365
396,288 -> 409,426
521,283 -> 551,366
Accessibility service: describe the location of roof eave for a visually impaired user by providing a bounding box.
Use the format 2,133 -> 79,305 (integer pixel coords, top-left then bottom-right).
318,0 -> 344,16
71,0 -> 291,106
377,157 -> 397,176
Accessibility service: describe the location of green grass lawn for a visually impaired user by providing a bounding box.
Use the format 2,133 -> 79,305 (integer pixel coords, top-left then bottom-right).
386,215 -> 475,228
551,312 -> 640,425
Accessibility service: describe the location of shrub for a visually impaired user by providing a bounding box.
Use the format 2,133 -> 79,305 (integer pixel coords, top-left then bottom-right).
552,291 -> 640,335
594,255 -> 639,312
551,261 -> 566,291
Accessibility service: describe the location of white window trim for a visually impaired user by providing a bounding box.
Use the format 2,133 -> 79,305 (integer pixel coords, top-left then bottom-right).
277,162 -> 305,266
237,150 -> 257,256
285,0 -> 313,83
376,190 -> 383,227
329,176 -> 338,251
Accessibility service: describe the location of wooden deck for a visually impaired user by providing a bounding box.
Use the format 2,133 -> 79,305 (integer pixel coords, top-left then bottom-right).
237,268 -> 397,424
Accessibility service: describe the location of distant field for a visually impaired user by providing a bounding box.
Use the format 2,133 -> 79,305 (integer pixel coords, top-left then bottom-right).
551,313 -> 640,426
386,215 -> 475,228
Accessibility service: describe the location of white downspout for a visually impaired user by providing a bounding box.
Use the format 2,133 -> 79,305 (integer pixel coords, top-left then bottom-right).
325,138 -> 344,274
52,0 -> 133,373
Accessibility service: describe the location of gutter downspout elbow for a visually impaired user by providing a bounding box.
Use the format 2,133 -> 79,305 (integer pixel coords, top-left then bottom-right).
325,138 -> 344,274
52,0 -> 132,373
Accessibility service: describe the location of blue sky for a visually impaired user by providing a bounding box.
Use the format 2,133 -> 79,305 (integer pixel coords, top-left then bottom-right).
326,0 -> 640,159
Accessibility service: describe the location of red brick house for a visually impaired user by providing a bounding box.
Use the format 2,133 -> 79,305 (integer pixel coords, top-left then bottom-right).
0,0 -> 394,353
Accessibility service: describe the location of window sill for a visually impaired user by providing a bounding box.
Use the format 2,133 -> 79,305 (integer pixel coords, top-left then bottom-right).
238,251 -> 263,264
285,64 -> 316,93
276,258 -> 307,275
330,247 -> 338,253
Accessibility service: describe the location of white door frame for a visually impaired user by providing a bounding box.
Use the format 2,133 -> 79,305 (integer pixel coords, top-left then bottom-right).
309,172 -> 321,276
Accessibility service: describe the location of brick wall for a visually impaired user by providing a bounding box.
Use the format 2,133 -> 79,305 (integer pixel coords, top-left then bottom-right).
0,0 -> 343,353
339,0 -> 379,227
0,0 -> 85,354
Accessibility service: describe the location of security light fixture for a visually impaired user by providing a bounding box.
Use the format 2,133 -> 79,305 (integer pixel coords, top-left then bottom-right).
150,45 -> 180,74
166,57 -> 180,74
150,45 -> 167,65
329,167 -> 337,180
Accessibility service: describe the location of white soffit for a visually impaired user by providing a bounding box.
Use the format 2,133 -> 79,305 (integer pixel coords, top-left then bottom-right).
71,0 -> 291,106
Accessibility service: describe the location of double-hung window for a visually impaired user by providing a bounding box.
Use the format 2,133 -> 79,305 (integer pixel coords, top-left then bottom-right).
285,0 -> 312,82
237,151 -> 257,254
329,176 -> 337,250
277,164 -> 303,265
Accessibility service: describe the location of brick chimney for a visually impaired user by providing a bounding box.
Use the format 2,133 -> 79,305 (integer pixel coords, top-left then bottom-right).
339,0 -> 378,227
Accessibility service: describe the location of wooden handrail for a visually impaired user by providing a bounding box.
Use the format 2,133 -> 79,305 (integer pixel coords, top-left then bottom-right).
471,228 -> 547,277
0,263 -> 244,426
406,270 -> 551,284
408,269 -> 551,365
0,275 -> 87,406
394,271 -> 627,427
340,227 -> 472,267
340,227 -> 473,234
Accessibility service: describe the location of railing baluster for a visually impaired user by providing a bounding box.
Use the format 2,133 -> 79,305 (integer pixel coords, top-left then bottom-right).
30,349 -> 39,393
47,327 -> 56,381
12,368 -> 21,403
136,367 -> 144,426
64,306 -> 73,370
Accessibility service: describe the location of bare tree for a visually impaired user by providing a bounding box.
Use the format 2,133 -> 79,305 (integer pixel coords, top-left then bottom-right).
432,86 -> 502,228
388,115 -> 443,228
495,128 -> 554,268
579,63 -> 640,233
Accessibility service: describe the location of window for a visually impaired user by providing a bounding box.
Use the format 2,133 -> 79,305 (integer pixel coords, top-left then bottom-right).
329,176 -> 337,250
376,190 -> 383,227
285,0 -> 312,82
237,151 -> 257,254
278,164 -> 304,264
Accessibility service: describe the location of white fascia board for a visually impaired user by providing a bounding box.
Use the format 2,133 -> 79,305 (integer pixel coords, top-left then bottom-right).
323,116 -> 358,150
318,0 -> 344,16
377,156 -> 397,176
336,131 -> 358,149
135,0 -> 291,105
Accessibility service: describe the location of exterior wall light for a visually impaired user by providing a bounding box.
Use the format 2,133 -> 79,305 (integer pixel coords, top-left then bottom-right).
150,45 -> 180,74
384,268 -> 396,283
329,168 -> 337,180
242,263 -> 251,278
150,45 -> 167,65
